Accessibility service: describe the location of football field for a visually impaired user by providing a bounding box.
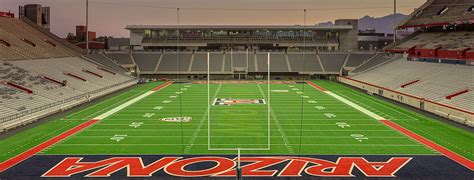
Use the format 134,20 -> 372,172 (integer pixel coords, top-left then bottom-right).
1,81 -> 473,159
30,81 -> 445,156
1,80 -> 473,178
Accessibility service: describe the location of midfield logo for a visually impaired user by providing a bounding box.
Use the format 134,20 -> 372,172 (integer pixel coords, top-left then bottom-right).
213,98 -> 266,106
42,156 -> 411,178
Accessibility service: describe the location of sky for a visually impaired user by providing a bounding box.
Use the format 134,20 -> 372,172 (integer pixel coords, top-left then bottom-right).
0,0 -> 426,38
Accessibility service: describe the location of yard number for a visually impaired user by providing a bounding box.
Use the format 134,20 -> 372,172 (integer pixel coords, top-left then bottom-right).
315,106 -> 325,110
129,122 -> 143,128
336,122 -> 350,128
324,113 -> 336,118
111,134 -> 127,142
351,134 -> 368,142
143,113 -> 155,118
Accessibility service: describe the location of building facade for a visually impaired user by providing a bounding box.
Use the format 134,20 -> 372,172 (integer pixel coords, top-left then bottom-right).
126,22 -> 358,52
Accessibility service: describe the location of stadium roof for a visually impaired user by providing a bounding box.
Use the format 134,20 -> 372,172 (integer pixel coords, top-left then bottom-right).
126,24 -> 354,30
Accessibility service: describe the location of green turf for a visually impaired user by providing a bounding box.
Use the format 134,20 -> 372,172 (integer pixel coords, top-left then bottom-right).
313,80 -> 474,160
1,80 -> 473,162
0,82 -> 163,162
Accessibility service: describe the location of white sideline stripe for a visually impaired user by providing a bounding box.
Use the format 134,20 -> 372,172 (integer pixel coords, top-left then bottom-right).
325,91 -> 385,120
94,91 -> 154,119
93,85 -> 170,120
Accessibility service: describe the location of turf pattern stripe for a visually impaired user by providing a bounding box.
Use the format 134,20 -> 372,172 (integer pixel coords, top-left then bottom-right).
0,82 -> 172,172
307,81 -> 474,171
0,119 -> 98,172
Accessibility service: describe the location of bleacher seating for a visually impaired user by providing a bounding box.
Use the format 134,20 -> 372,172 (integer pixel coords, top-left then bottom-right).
423,31 -> 474,50
0,17 -> 135,131
0,57 -> 135,130
399,0 -> 474,28
269,53 -> 289,72
226,52 -> 248,68
105,53 -> 134,65
156,52 -> 192,72
351,54 -> 394,73
111,51 -> 377,75
390,31 -> 473,52
0,17 -> 76,59
287,53 -> 323,73
85,53 -> 126,73
318,54 -> 347,73
132,53 -> 161,72
191,52 -> 224,72
350,58 -> 474,112
256,53 -> 268,72
345,53 -> 376,67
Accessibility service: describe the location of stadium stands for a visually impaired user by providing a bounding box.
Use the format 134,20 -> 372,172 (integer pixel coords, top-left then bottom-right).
0,16 -> 137,130
0,17 -> 76,59
389,31 -> 473,58
286,53 -> 323,74
269,53 -> 290,72
105,53 -> 134,65
191,52 -> 224,73
0,56 -> 135,131
344,53 -> 376,67
132,53 -> 161,72
318,53 -> 347,73
102,50 -> 381,75
398,0 -> 474,28
156,52 -> 192,73
350,58 -> 474,112
85,53 -> 127,73
350,54 -> 394,74
387,32 -> 446,52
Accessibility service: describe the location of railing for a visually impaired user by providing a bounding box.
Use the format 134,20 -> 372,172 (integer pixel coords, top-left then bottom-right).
0,79 -> 136,124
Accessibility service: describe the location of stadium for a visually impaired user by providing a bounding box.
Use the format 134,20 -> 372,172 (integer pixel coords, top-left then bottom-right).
0,0 -> 473,179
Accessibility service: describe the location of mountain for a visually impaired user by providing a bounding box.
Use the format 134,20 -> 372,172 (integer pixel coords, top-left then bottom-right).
358,13 -> 407,34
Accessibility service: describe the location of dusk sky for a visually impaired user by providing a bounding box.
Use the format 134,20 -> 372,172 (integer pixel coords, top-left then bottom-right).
1,0 -> 426,38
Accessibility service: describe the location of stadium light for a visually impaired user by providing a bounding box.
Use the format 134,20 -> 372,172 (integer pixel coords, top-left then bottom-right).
393,0 -> 397,42
85,0 -> 89,54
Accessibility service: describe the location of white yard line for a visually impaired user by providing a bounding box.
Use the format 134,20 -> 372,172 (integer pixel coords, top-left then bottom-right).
48,83 -> 171,151
184,84 -> 222,153
93,83 -> 171,120
346,91 -> 419,120
325,91 -> 385,120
